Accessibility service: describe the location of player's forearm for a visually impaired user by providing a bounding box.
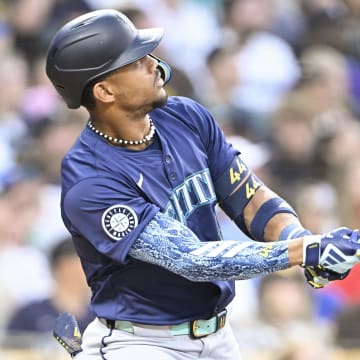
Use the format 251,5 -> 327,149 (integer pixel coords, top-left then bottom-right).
128,211 -> 303,282
264,213 -> 304,242
243,186 -> 305,242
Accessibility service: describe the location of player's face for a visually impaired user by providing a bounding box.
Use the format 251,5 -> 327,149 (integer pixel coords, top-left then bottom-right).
105,55 -> 168,113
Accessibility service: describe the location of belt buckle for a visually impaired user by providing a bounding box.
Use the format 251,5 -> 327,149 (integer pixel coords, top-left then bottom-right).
189,319 -> 208,339
189,309 -> 227,339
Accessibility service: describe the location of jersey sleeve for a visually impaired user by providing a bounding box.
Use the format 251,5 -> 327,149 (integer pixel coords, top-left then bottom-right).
62,176 -> 159,264
177,97 -> 239,181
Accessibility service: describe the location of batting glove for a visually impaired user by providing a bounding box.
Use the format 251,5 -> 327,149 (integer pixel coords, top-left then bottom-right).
303,227 -> 360,274
53,312 -> 82,358
303,265 -> 350,289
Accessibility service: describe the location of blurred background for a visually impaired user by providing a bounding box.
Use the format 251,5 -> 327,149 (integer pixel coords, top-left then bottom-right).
1,0 -> 360,359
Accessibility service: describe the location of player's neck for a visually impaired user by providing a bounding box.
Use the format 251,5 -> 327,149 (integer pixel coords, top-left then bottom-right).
89,110 -> 154,150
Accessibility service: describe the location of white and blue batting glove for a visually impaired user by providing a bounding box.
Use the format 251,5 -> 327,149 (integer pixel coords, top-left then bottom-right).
303,227 -> 360,274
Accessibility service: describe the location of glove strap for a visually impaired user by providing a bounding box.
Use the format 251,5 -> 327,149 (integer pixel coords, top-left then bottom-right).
303,235 -> 321,267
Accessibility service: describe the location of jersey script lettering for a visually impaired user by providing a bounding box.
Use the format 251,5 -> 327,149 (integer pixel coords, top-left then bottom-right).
165,168 -> 216,223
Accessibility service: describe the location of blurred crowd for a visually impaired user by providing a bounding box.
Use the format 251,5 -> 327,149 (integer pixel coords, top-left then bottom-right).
1,0 -> 360,359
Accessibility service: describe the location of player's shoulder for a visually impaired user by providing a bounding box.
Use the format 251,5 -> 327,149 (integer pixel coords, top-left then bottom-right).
61,128 -> 111,191
152,96 -> 217,137
165,96 -> 207,112
156,96 -> 212,127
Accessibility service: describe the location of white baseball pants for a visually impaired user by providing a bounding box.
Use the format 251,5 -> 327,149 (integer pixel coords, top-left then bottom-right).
75,317 -> 242,360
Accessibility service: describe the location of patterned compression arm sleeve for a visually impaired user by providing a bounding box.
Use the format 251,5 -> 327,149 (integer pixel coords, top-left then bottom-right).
128,212 -> 291,281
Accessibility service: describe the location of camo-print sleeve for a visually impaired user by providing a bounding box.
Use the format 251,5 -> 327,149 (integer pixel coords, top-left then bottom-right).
128,212 -> 290,281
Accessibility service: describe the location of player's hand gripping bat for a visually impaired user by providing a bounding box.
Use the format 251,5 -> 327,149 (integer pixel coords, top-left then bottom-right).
53,312 -> 83,358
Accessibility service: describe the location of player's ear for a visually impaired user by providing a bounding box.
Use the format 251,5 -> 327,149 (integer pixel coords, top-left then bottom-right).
93,81 -> 115,104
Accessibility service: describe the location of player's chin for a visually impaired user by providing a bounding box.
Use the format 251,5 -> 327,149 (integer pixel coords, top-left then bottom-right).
152,90 -> 168,109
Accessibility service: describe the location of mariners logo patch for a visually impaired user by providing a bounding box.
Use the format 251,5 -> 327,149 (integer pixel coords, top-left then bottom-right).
102,205 -> 138,241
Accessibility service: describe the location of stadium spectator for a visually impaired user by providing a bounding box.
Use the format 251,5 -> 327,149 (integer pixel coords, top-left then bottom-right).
334,303 -> 360,349
0,1 -> 360,358
135,0 -> 222,88
4,237 -> 94,348
220,0 -> 300,139
0,174 -> 52,332
199,46 -> 241,109
0,52 -> 29,177
232,269 -> 333,359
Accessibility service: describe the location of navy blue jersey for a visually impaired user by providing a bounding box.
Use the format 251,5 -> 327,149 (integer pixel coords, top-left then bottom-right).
61,96 -> 239,324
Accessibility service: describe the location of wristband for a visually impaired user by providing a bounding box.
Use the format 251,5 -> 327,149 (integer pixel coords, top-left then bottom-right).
279,223 -> 312,240
250,198 -> 298,241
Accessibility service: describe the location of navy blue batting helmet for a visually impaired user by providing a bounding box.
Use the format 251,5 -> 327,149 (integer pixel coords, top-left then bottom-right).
46,9 -> 171,109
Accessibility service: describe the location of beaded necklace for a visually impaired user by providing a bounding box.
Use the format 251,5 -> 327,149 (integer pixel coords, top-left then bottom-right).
87,118 -> 155,145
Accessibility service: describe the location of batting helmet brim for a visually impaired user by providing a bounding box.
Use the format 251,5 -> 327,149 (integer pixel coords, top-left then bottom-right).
107,27 -> 164,72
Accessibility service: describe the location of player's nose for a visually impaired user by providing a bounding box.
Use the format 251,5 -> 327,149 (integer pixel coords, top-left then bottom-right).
146,54 -> 159,74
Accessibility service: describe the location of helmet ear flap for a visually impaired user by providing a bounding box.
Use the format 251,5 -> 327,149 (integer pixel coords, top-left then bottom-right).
149,54 -> 171,85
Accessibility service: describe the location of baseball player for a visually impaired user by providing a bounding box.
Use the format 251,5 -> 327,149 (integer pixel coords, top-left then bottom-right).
46,9 -> 360,360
